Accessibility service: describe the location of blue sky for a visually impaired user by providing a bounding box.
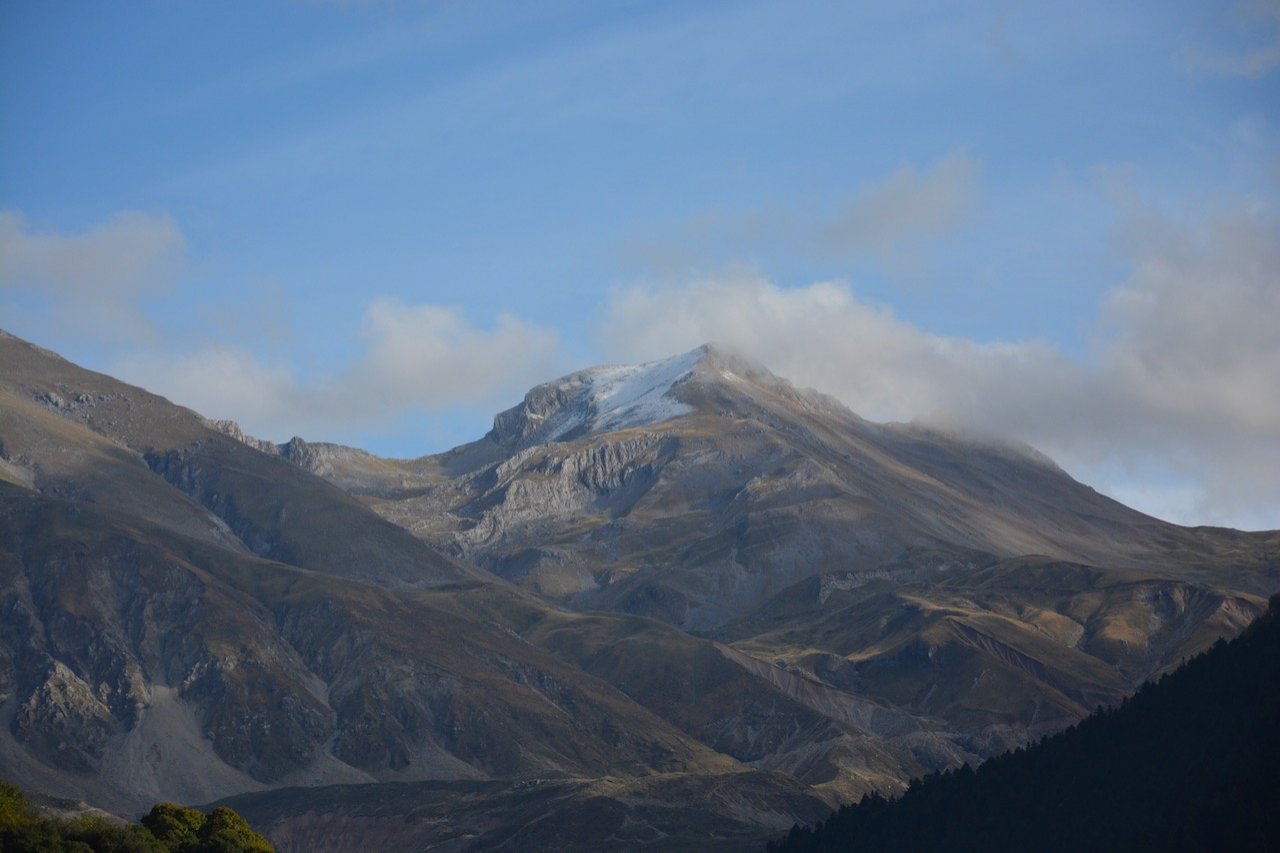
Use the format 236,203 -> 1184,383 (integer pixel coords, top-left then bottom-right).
1,0 -> 1278,529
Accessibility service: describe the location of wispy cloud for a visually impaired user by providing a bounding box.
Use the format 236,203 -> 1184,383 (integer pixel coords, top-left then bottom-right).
615,151 -> 980,277
0,211 -> 184,344
1186,0 -> 1280,78
0,210 -> 566,445
111,297 -> 565,445
820,151 -> 980,265
4,189 -> 1275,528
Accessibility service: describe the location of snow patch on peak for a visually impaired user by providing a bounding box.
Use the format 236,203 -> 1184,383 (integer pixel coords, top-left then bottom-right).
580,347 -> 703,432
490,346 -> 712,447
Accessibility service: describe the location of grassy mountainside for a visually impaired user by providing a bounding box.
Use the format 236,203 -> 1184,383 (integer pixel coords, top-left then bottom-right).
0,330 -> 831,845
0,484 -> 745,811
768,595 -> 1280,852
2,329 -> 1277,850
300,346 -> 1278,630
714,552 -> 1268,752
215,772 -> 832,853
275,343 -> 1280,788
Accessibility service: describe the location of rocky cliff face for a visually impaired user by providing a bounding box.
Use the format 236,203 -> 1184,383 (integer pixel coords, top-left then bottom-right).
0,488 -> 335,801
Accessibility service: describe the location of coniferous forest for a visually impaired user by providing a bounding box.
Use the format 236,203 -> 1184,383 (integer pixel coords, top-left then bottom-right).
768,594 -> 1280,853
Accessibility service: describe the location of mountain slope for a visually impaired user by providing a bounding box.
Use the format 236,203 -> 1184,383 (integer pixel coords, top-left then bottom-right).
768,593 -> 1280,852
294,344 -> 1276,628
2,330 -> 1276,850
216,771 -> 832,853
0,481 -> 755,814
0,331 -> 832,841
278,344 -> 1278,756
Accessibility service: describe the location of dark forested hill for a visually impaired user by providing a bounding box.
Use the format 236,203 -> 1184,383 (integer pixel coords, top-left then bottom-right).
768,594 -> 1280,852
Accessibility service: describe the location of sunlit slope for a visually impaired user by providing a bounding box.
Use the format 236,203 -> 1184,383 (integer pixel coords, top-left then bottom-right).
0,332 -> 765,824
276,342 -> 1278,793
292,344 -> 1278,630
3,329 -> 1276,851
769,595 -> 1280,852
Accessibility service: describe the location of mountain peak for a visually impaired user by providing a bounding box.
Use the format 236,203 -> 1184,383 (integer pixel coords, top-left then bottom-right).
487,345 -> 728,447
481,343 -> 838,454
574,347 -> 704,432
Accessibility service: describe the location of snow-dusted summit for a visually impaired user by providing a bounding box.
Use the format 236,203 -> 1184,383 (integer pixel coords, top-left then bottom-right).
488,346 -> 715,447
574,347 -> 703,432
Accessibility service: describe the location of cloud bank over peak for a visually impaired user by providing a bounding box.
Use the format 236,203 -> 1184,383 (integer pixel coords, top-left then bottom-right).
599,201 -> 1280,529
1,194 -> 1274,529
600,274 -> 1078,440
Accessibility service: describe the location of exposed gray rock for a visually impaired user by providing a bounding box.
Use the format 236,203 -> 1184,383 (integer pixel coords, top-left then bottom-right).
13,661 -> 117,772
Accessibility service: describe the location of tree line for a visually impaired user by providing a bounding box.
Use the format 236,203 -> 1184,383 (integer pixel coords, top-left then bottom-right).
0,782 -> 272,853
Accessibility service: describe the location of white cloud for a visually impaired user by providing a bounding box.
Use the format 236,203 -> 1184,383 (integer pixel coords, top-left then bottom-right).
0,211 -> 184,343
1104,207 -> 1280,438
114,346 -> 300,425
0,210 -> 565,446
820,151 -> 980,265
599,273 -> 1074,431
112,297 -> 564,444
5,198 -> 1275,530
353,298 -> 562,407
599,200 -> 1280,530
1097,205 -> 1280,525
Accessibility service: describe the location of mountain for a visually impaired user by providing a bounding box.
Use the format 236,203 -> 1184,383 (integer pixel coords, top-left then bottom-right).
2,330 -> 1276,850
286,344 -> 1275,622
0,330 -> 831,845
766,593 -> 1280,852
278,344 -> 1279,753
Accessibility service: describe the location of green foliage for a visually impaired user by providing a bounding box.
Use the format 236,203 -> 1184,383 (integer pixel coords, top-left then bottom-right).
2,818 -> 71,852
1,780 -> 37,831
768,594 -> 1280,853
191,807 -> 273,853
63,815 -> 166,852
0,782 -> 272,853
140,803 -> 205,850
